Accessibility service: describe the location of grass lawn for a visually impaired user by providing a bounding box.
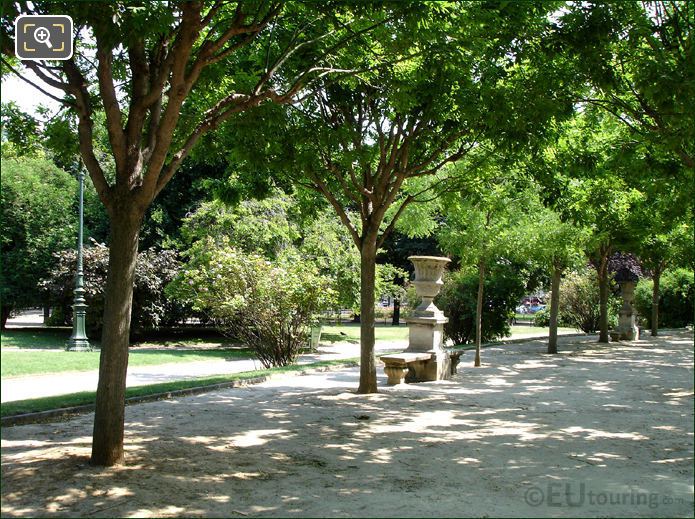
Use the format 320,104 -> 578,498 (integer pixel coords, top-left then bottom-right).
511,325 -> 578,336
0,329 -> 74,349
1,329 -> 254,378
321,323 -> 409,344
321,322 -> 577,345
2,324 -> 579,378
1,348 -> 254,378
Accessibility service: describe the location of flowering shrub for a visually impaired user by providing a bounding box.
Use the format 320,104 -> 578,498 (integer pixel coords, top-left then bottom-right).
168,239 -> 335,367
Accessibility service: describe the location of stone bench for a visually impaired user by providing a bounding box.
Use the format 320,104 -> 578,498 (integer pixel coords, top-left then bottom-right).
380,353 -> 434,385
380,350 -> 465,385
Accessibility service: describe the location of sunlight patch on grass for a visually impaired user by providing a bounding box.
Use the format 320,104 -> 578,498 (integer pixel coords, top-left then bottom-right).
1,348 -> 252,378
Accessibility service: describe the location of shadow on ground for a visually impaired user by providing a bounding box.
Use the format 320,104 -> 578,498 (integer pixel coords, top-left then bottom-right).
2,331 -> 693,518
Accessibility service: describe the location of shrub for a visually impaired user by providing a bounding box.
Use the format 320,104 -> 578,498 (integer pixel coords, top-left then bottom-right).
401,284 -> 421,319
634,279 -> 652,328
435,263 -> 527,345
533,307 -> 550,327
558,268 -> 620,333
634,269 -> 694,329
40,243 -> 186,337
168,240 -> 335,368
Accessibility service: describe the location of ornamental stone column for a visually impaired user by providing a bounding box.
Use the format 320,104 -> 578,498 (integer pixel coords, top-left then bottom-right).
611,267 -> 639,341
405,256 -> 451,380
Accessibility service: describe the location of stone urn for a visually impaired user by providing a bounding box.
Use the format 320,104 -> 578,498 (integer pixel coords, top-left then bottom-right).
408,256 -> 451,318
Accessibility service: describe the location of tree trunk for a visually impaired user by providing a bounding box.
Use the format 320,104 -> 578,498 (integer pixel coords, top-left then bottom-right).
548,265 -> 562,354
391,297 -> 401,326
598,265 -> 609,343
357,236 -> 378,394
651,268 -> 661,337
1,306 -> 11,330
475,260 -> 485,367
91,209 -> 142,466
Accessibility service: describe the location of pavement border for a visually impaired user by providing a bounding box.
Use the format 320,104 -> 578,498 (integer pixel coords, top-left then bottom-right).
1,361 -> 358,427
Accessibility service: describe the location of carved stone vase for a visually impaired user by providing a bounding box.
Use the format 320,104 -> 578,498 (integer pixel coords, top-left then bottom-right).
409,256 -> 452,318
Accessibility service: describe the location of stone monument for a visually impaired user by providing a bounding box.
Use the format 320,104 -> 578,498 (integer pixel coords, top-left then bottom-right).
610,267 -> 640,341
405,256 -> 452,380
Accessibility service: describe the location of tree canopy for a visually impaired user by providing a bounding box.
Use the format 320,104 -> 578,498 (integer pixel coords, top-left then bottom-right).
557,1 -> 694,169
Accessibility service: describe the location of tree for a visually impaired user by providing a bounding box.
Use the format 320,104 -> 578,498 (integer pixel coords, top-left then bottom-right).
0,102 -> 42,154
0,150 -> 77,327
557,1 -> 694,169
438,176 -> 542,365
520,152 -> 591,353
1,1 -> 391,466
520,195 -> 588,353
222,3 -> 575,391
632,210 -> 693,336
533,112 -> 643,343
300,208 -> 405,319
181,193 -> 301,259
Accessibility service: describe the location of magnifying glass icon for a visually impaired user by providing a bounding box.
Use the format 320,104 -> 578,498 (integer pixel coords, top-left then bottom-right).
34,26 -> 52,48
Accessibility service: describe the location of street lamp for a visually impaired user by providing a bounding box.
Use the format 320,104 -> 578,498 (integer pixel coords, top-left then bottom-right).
66,168 -> 91,351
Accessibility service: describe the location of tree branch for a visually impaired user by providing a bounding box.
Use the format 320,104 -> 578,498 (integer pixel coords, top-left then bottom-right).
95,41 -> 128,178
377,195 -> 416,248
308,170 -> 361,248
1,59 -> 73,107
61,59 -> 112,209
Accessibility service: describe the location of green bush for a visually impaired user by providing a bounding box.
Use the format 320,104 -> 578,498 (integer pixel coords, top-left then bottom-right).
168,239 -> 336,368
634,269 -> 694,329
557,269 -> 620,333
401,285 -> 421,319
533,308 -> 550,327
1,153 -> 77,327
435,264 -> 527,345
40,244 -> 186,337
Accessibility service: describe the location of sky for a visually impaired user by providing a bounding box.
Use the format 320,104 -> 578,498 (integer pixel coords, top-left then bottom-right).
1,67 -> 63,114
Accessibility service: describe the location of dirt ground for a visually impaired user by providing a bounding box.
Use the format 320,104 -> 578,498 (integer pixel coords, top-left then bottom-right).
2,330 -> 693,518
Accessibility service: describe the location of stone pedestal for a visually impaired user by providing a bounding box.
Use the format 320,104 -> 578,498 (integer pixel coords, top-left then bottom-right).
384,364 -> 409,385
611,280 -> 639,341
404,256 -> 452,382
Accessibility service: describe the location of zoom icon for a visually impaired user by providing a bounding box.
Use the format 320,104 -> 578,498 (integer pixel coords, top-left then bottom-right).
15,15 -> 73,60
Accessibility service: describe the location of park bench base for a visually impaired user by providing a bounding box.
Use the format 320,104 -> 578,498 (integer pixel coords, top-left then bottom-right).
380,350 -> 464,385
380,353 -> 432,385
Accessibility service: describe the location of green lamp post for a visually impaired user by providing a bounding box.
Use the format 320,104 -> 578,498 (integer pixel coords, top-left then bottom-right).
66,169 -> 91,351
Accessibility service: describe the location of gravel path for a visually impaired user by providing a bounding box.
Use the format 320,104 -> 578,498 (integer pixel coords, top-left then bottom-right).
2,330 -> 692,517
